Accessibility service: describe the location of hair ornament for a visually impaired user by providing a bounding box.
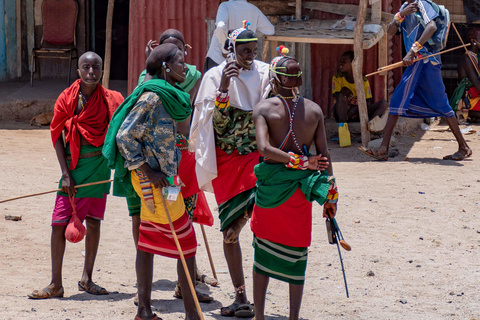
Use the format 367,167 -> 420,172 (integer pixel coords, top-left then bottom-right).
276,45 -> 290,56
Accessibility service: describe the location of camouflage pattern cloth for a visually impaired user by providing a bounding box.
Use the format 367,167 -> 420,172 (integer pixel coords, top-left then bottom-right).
213,106 -> 257,154
116,92 -> 181,177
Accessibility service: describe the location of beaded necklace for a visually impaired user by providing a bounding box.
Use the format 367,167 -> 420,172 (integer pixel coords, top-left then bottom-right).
278,95 -> 303,154
78,91 -> 88,109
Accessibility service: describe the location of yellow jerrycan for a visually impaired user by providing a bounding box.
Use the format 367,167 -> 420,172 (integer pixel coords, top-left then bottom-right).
338,122 -> 351,147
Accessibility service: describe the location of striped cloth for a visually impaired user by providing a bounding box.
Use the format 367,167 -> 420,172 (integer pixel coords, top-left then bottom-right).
138,212 -> 197,259
131,170 -> 196,258
252,236 -> 308,285
211,147 -> 259,230
218,188 -> 256,231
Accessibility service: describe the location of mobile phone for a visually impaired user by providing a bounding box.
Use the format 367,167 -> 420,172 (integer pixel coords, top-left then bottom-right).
226,52 -> 236,64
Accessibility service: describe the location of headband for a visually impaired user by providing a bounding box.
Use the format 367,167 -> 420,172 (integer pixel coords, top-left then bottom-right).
228,20 -> 258,48
269,46 -> 302,83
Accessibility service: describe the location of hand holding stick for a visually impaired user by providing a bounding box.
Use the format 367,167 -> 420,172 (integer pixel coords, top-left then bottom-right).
366,43 -> 470,77
159,193 -> 205,320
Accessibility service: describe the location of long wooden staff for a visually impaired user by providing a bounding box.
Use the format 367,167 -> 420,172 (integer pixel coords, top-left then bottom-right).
366,43 -> 470,77
451,23 -> 480,77
0,180 -> 113,204
200,224 -> 217,280
160,193 -> 205,320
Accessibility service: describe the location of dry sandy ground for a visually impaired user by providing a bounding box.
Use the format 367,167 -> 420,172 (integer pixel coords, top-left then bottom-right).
0,120 -> 479,320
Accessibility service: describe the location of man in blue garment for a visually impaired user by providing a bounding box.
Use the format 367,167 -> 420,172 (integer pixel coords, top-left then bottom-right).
361,0 -> 471,161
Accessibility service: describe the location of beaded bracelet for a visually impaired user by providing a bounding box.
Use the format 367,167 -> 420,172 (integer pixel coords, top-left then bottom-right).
394,12 -> 405,23
215,90 -> 230,109
411,41 -> 423,53
285,151 -> 309,170
326,180 -> 338,204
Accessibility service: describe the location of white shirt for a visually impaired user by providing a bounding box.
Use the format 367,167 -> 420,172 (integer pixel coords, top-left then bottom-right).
206,0 -> 275,65
189,59 -> 271,192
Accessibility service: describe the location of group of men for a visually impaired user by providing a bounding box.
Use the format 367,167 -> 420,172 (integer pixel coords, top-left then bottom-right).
27,0 -> 473,319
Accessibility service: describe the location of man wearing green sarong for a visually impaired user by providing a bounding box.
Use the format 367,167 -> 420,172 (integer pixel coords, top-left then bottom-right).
251,55 -> 337,320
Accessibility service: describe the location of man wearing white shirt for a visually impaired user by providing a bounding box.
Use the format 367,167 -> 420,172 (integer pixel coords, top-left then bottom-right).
205,0 -> 275,71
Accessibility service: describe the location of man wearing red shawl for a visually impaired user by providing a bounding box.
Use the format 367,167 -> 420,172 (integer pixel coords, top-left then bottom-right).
28,52 -> 124,299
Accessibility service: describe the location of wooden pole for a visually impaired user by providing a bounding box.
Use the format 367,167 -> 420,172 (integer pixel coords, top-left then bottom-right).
102,0 -> 115,89
353,0 -> 370,146
366,44 -> 471,77
0,180 -> 113,204
16,0 -> 21,78
451,23 -> 480,78
160,194 -> 205,320
200,224 -> 217,280
295,0 -> 302,20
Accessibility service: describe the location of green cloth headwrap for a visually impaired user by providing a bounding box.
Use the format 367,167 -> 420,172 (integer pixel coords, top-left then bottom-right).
103,78 -> 192,197
254,162 -> 332,209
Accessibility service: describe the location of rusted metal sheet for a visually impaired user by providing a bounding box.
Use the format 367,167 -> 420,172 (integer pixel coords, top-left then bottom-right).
308,0 -> 400,117
128,0 -> 218,94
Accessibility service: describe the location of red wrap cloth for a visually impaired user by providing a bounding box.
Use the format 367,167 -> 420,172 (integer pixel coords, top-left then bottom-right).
138,212 -> 197,259
212,147 -> 259,205
50,79 -> 124,170
179,149 -> 214,226
251,188 -> 313,247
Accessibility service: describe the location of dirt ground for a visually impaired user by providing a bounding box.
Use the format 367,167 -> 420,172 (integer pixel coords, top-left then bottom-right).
0,120 -> 479,320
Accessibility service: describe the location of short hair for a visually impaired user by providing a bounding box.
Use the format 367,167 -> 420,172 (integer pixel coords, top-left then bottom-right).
146,43 -> 181,76
342,51 -> 354,61
78,51 -> 102,68
468,27 -> 480,41
159,29 -> 185,45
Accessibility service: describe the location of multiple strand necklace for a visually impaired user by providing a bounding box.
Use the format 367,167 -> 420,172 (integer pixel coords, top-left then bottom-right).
278,95 -> 303,154
78,91 -> 88,109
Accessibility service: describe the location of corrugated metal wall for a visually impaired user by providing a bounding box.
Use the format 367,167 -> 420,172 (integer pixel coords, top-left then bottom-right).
128,0 -> 402,110
128,0 -> 218,94
309,0 -> 402,118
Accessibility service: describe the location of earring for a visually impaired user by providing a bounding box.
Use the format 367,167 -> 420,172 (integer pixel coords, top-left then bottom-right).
184,51 -> 188,56
166,68 -> 171,72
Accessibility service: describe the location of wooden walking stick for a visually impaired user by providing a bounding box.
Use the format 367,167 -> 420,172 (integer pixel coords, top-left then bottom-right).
366,43 -> 471,77
452,23 -> 480,77
200,224 -> 218,281
159,193 -> 205,320
0,180 -> 113,204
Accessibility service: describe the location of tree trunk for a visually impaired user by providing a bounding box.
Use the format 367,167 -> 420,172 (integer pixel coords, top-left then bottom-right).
102,0 -> 115,89
353,0 -> 370,146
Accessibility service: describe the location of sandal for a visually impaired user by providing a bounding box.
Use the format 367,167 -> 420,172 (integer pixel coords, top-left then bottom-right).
134,314 -> 159,320
173,283 -> 213,303
443,148 -> 472,161
359,146 -> 388,161
235,303 -> 255,318
220,302 -> 255,318
220,302 -> 240,317
78,281 -> 108,295
28,286 -> 64,299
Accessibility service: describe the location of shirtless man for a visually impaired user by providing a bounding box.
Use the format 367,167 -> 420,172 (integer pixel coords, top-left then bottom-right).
251,55 -> 337,320
29,52 -> 124,299
189,24 -> 269,317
